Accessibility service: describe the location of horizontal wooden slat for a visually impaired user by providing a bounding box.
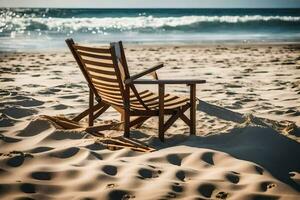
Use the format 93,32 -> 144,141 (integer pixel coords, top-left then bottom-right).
146,95 -> 177,107
85,66 -> 116,76
92,81 -> 120,91
82,59 -> 114,68
130,92 -> 152,102
136,90 -> 150,96
130,93 -> 188,110
89,74 -> 119,83
89,71 -> 117,80
100,95 -> 147,110
101,96 -> 124,107
99,93 -> 123,102
164,98 -> 189,107
77,51 -> 112,60
101,96 -> 123,104
92,78 -> 119,87
95,86 -> 122,96
140,94 -> 170,104
74,45 -> 110,54
97,89 -> 123,99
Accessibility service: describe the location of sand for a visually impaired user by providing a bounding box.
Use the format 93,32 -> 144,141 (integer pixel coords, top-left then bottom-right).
0,43 -> 300,199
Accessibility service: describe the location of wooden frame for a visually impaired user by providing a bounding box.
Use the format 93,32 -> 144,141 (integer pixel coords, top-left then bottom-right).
65,38 -> 206,142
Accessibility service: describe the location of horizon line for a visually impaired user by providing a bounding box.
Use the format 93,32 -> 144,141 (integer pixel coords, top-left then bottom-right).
1,7 -> 300,9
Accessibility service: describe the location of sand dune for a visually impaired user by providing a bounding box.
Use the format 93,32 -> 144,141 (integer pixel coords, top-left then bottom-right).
0,44 -> 300,199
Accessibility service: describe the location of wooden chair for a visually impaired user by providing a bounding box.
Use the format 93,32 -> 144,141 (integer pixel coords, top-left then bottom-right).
65,38 -> 206,142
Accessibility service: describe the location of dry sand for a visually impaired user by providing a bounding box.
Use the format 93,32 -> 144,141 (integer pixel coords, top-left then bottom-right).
0,43 -> 300,199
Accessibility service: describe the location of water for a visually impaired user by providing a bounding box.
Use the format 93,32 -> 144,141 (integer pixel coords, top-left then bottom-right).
1,8 -> 300,51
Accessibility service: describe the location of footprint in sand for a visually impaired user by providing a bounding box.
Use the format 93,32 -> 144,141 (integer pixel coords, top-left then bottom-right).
0,133 -> 20,142
108,189 -> 134,200
225,172 -> 240,184
289,172 -> 300,185
260,181 -> 277,192
90,151 -> 103,160
6,152 -> 33,167
1,107 -> 37,119
254,165 -> 264,175
201,152 -> 215,165
175,170 -> 186,182
31,171 -> 53,181
171,182 -> 184,193
166,154 -> 182,166
51,104 -> 69,110
20,183 -> 36,194
86,143 -> 105,151
14,98 -> 44,107
216,191 -> 229,200
197,183 -> 216,198
138,168 -> 156,179
58,94 -> 79,99
102,165 -> 118,176
50,147 -> 80,159
0,114 -> 18,127
29,146 -> 54,154
249,194 -> 279,200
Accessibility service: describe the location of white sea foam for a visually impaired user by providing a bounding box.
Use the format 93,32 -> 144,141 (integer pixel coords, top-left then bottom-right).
1,15 -> 300,33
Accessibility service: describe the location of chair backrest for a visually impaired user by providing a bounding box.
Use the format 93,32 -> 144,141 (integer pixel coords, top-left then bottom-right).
110,41 -> 129,83
66,39 -> 149,110
110,41 -> 150,110
66,38 -> 127,108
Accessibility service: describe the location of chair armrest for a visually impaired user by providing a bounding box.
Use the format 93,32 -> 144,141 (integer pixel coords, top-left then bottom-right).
124,63 -> 164,84
129,79 -> 206,85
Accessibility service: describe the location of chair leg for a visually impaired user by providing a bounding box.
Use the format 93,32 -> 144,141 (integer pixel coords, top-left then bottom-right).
158,84 -> 165,142
117,113 -> 125,130
190,84 -> 196,135
124,112 -> 130,138
86,122 -> 124,133
124,85 -> 130,138
93,104 -> 110,120
130,116 -> 150,128
134,117 -> 148,128
164,105 -> 190,133
72,102 -> 105,122
135,122 -> 145,128
89,88 -> 94,126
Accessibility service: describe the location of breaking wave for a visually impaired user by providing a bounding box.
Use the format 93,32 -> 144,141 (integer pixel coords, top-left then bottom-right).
1,8 -> 300,50
1,15 -> 300,34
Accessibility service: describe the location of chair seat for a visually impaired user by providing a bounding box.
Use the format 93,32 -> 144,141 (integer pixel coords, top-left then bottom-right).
130,90 -> 189,110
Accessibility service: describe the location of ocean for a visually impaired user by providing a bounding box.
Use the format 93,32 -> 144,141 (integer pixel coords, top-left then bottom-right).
0,8 -> 300,51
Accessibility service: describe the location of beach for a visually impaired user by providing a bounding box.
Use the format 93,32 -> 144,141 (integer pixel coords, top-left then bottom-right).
0,43 -> 300,199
